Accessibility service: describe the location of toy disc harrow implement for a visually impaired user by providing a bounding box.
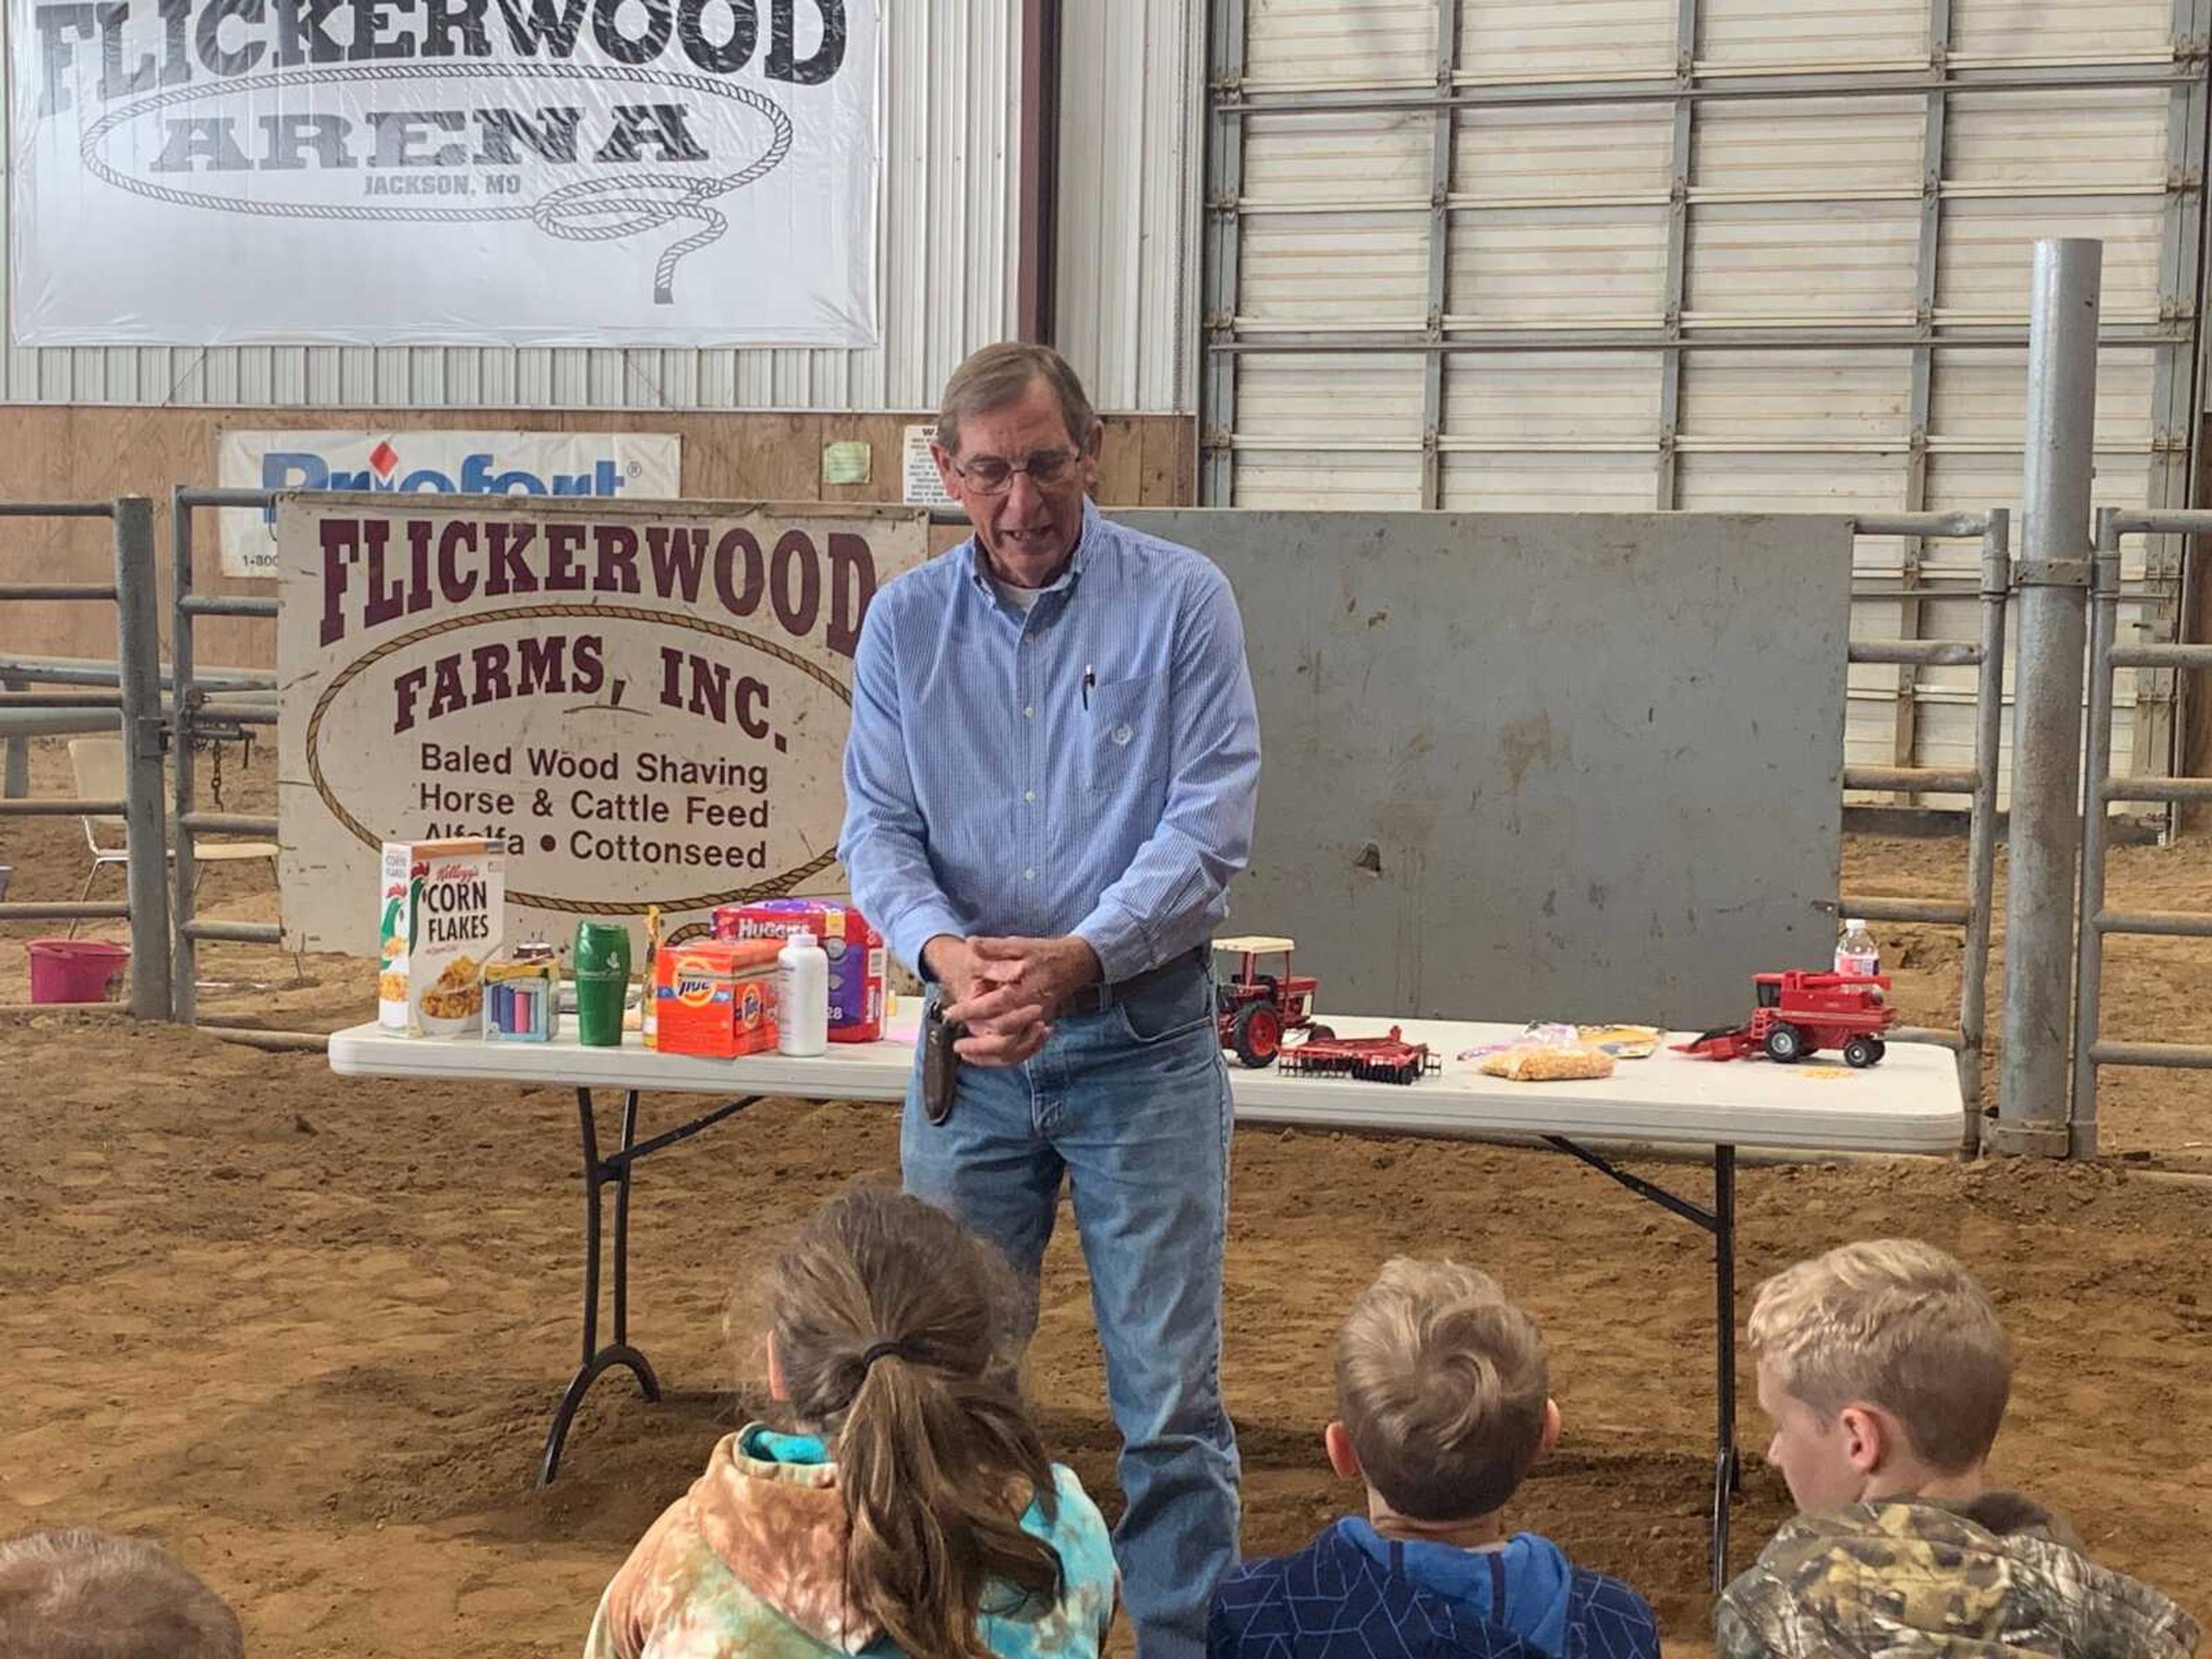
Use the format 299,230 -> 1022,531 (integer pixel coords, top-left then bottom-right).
1279,1027 -> 1441,1085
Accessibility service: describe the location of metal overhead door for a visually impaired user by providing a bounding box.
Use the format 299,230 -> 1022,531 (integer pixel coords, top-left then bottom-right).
1202,0 -> 2210,797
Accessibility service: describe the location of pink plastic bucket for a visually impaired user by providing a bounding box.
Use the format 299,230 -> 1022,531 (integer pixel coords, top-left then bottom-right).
28,939 -> 130,1005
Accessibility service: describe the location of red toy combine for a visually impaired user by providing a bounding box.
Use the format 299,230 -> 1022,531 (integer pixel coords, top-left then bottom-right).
1675,970 -> 1896,1068
1281,1026 -> 1441,1085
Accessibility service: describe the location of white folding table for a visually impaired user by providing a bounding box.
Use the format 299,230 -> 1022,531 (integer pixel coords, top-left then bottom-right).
329,1014 -> 1962,1587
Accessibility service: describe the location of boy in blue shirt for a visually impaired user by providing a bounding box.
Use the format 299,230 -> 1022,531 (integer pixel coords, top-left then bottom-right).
1210,1259 -> 1660,1659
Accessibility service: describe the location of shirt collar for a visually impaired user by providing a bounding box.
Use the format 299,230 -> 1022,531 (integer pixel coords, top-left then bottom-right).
960,497 -> 1101,601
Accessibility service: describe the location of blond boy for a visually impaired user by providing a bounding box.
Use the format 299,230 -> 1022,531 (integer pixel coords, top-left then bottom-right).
1718,1238 -> 2199,1659
1210,1259 -> 1659,1659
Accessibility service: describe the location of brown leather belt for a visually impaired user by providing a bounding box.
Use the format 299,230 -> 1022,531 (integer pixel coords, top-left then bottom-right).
1089,945 -> 1211,1014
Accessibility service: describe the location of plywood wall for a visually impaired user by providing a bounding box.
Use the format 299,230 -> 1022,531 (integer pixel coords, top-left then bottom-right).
0,408 -> 1196,668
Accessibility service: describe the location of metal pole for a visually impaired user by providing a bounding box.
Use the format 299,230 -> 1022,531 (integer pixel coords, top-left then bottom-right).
172,487 -> 200,1024
1957,507 -> 2009,1147
2070,513 -> 2124,1160
111,497 -> 173,1021
1993,239 -> 2100,1158
1198,0 -> 1248,504
2,676 -> 25,799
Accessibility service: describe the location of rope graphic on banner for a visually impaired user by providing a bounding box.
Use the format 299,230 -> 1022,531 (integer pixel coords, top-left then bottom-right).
81,62 -> 794,303
305,600 -> 848,913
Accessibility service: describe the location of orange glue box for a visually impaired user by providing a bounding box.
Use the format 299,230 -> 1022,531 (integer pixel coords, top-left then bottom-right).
654,938 -> 781,1059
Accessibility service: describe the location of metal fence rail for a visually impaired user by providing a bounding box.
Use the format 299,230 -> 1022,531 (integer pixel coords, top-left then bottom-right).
1836,510 -> 2011,1143
171,487 -> 286,1022
2071,505 -> 2212,1156
2,661 -> 276,803
0,498 -> 172,1017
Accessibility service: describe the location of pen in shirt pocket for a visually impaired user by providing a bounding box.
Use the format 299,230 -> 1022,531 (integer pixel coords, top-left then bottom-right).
1082,664 -> 1096,711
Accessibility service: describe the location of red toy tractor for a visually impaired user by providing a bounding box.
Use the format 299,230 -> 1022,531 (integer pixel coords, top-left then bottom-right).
1213,935 -> 1330,1067
1675,970 -> 1896,1068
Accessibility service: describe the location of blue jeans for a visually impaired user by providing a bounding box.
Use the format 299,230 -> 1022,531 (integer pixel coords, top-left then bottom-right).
903,963 -> 1240,1659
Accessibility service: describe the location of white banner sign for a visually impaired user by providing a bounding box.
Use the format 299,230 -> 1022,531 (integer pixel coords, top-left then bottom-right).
12,1 -> 878,346
276,494 -> 928,955
218,429 -> 683,577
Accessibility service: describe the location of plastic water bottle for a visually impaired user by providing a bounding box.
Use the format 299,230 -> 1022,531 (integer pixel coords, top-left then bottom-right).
777,930 -> 830,1056
1836,918 -> 1880,979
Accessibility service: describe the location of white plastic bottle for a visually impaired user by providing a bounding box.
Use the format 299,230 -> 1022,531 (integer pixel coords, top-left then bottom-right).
1836,918 -> 1880,979
777,930 -> 830,1056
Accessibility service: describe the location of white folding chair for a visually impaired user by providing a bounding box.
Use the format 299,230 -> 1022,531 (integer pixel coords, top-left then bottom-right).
67,739 -> 299,976
65,738 -> 137,940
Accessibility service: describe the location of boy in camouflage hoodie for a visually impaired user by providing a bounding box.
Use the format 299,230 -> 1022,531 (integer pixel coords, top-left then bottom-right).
1717,1238 -> 2198,1659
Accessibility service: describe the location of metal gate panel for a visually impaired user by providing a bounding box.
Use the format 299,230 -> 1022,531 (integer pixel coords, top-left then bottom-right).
1695,0 -> 1928,69
1929,350 -> 2161,456
1445,210 -> 1672,323
1240,215 -> 1431,327
1691,96 -> 1924,194
1937,202 -> 2169,325
1245,0 -> 1437,85
1946,89 -> 2172,188
1457,0 -> 1676,79
1237,451 -> 1427,507
1442,352 -> 1662,442
1456,106 -> 1675,199
1949,0 -> 2176,63
1677,350 -> 1913,442
1237,355 -> 1427,442
1233,353 -> 1427,508
1684,202 -> 1923,323
1440,452 -> 1663,508
1244,113 -> 1434,199
1677,453 -> 1907,510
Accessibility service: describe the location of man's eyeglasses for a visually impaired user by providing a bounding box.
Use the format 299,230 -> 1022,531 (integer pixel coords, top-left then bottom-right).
948,448 -> 1080,495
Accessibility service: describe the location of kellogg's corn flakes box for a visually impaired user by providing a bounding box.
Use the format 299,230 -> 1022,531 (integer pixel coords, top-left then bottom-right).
378,838 -> 503,1037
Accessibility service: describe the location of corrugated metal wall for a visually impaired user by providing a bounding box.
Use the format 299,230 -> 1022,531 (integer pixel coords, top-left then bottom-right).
1055,0 -> 1204,412
0,1 -> 1024,412
1200,0 -> 2211,799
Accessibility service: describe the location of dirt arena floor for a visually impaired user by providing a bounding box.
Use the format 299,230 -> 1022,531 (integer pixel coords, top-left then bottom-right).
3,735 -> 2209,1657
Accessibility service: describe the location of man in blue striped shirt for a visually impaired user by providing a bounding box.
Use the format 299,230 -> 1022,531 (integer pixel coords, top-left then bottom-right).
840,343 -> 1262,1658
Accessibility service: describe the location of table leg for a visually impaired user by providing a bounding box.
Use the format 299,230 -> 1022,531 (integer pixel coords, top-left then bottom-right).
542,1088 -> 661,1487
613,1089 -> 640,1347
1543,1134 -> 1742,1594
1710,1143 -> 1739,1596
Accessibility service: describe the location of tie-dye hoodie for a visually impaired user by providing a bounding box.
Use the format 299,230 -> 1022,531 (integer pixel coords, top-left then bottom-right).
583,1424 -> 1119,1659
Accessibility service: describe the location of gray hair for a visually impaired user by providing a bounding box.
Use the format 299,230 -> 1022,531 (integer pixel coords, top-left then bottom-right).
0,1528 -> 244,1659
935,342 -> 1099,457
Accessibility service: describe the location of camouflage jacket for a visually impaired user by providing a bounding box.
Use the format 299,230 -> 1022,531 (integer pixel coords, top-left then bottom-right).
1715,1492 -> 2200,1659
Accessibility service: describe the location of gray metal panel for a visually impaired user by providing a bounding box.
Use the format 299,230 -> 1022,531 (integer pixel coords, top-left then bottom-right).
1116,507 -> 1851,1027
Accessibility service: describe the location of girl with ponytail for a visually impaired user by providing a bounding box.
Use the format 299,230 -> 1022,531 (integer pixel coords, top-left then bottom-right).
585,1189 -> 1118,1659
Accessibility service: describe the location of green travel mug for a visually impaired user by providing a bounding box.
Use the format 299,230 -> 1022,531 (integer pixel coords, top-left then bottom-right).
573,921 -> 632,1048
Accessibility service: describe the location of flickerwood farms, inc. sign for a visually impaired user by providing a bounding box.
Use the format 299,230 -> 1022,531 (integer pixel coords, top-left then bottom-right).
10,0 -> 877,344
275,494 -> 927,955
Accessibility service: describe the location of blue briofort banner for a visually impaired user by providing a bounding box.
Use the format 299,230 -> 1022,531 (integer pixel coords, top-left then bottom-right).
9,0 -> 878,346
